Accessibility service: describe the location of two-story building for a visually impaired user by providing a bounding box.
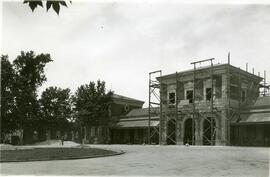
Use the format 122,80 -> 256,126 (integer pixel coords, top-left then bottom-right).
156,63 -> 269,146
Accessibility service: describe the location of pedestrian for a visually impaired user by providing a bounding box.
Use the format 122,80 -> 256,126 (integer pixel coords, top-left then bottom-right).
61,135 -> 64,146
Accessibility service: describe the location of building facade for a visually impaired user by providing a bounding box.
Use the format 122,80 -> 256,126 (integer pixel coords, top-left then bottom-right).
84,94 -> 145,144
156,63 -> 269,146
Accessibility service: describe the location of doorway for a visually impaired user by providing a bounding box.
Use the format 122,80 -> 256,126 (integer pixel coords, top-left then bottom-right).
203,117 -> 216,145
184,118 -> 194,145
167,119 -> 176,145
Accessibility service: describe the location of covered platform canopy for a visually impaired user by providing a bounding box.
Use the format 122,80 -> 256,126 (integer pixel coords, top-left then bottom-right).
230,96 -> 270,146
231,96 -> 270,125
115,117 -> 159,128
232,110 -> 270,125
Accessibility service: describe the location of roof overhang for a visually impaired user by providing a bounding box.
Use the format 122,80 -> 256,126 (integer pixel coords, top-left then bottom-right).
231,112 -> 270,125
113,117 -> 159,129
157,63 -> 263,83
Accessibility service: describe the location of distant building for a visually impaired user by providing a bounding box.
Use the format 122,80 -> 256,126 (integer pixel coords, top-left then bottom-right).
110,107 -> 159,144
83,94 -> 145,144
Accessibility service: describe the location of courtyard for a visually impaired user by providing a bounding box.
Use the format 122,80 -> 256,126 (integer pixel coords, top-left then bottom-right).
1,145 -> 269,176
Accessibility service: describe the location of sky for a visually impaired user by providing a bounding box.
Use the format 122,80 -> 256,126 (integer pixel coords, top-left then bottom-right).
1,1 -> 270,107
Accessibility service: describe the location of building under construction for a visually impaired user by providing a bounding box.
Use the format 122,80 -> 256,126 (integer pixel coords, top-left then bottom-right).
147,58 -> 270,146
110,57 -> 269,146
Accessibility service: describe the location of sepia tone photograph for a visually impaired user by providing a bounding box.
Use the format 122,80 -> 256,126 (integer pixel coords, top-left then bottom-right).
0,0 -> 270,176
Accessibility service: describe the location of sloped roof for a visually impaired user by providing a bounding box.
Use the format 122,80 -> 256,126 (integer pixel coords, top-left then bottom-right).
239,112 -> 270,124
233,96 -> 270,125
115,116 -> 159,128
112,107 -> 160,128
232,112 -> 270,125
115,119 -> 159,128
252,96 -> 270,107
112,94 -> 144,105
125,107 -> 160,117
242,96 -> 270,111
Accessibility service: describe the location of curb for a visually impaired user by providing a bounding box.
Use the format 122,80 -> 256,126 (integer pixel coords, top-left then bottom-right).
0,150 -> 125,163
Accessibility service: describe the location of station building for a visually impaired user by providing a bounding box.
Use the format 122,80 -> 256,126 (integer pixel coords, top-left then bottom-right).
109,63 -> 270,147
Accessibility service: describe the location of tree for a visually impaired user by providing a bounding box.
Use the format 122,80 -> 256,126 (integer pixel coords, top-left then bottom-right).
12,51 -> 52,143
1,55 -> 17,140
23,0 -> 72,15
40,86 -> 73,138
73,80 -> 113,127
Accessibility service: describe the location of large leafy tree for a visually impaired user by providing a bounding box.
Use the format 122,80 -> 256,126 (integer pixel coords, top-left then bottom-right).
73,80 -> 113,127
1,55 -> 17,138
40,86 -> 73,135
12,51 -> 52,143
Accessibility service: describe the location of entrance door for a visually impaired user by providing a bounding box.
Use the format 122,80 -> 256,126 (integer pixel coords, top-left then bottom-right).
184,118 -> 194,145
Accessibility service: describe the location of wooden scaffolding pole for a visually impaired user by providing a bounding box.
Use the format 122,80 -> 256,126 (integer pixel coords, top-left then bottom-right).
148,70 -> 162,145
191,58 -> 215,145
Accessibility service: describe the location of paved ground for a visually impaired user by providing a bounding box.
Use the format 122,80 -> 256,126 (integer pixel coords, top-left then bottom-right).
1,145 -> 269,176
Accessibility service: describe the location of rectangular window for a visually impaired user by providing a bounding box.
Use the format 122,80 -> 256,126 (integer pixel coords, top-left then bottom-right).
169,92 -> 176,104
241,90 -> 246,102
206,88 -> 212,101
186,90 -> 193,103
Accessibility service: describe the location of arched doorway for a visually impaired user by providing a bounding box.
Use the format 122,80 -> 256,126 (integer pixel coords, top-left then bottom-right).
203,117 -> 216,145
167,119 -> 176,145
184,118 -> 194,145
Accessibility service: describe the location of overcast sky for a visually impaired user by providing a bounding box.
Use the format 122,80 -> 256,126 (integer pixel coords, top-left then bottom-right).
2,1 -> 270,107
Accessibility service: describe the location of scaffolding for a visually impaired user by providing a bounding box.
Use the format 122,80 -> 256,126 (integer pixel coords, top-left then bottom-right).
148,54 -> 268,146
260,70 -> 269,96
190,58 -> 216,145
165,72 -> 179,145
148,70 -> 162,144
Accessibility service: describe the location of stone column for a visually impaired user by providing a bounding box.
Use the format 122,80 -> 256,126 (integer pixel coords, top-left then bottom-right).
176,118 -> 183,145
160,115 -> 167,145
221,74 -> 230,146
215,115 -> 222,145
221,74 -> 228,99
195,118 -> 202,145
220,110 -> 228,145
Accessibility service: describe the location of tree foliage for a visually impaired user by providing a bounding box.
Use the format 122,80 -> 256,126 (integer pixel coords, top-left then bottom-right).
23,0 -> 71,15
1,51 -> 115,144
1,55 -> 17,134
73,80 -> 113,126
40,86 -> 73,132
12,51 -> 52,131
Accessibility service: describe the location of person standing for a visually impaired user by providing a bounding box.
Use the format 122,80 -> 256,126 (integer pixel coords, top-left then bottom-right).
61,135 -> 64,146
